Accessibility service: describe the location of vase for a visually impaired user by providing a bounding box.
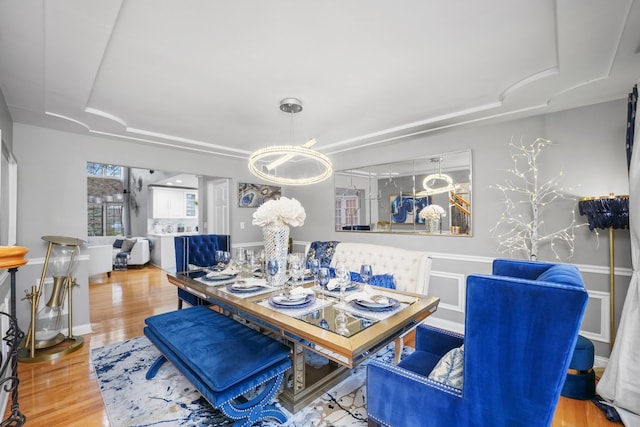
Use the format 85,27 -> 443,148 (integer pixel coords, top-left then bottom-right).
425,218 -> 439,233
262,222 -> 290,288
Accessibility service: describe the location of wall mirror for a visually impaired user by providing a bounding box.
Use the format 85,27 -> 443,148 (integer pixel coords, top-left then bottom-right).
334,149 -> 472,235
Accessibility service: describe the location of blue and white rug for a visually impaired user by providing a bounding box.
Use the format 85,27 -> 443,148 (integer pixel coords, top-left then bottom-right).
91,336 -> 411,426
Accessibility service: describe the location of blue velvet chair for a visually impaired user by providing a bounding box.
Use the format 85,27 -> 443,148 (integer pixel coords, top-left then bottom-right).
367,259 -> 589,427
174,234 -> 231,309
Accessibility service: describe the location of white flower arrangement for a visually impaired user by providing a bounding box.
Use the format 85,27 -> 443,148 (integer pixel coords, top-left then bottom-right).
419,204 -> 446,221
252,196 -> 306,227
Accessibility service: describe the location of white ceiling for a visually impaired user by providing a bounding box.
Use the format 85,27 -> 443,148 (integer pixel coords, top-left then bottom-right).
1,0 -> 639,160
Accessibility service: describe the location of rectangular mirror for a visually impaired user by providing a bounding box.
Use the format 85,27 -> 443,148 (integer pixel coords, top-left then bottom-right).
335,149 -> 471,235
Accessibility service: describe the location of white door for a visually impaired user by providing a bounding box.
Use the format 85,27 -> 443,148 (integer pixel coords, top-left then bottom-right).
206,179 -> 229,234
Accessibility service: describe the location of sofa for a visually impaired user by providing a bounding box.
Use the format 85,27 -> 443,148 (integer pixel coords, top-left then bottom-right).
304,241 -> 432,295
304,241 -> 432,362
87,236 -> 151,269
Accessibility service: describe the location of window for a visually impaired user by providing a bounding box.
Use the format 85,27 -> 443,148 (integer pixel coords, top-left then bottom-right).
87,162 -> 125,236
335,194 -> 360,229
87,162 -> 122,178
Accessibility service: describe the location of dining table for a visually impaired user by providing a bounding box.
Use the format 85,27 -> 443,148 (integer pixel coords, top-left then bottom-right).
166,269 -> 440,413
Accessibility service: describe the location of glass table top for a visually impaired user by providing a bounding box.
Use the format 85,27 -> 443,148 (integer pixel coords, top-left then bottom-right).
177,270 -> 417,338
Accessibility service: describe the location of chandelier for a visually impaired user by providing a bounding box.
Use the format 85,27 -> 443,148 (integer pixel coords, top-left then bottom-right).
417,157 -> 455,196
248,98 -> 333,186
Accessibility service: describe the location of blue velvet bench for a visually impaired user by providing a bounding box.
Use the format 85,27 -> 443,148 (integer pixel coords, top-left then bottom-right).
144,306 -> 291,426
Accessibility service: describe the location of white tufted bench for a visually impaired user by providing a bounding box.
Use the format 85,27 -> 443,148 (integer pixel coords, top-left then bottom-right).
305,242 -> 432,295
305,241 -> 432,362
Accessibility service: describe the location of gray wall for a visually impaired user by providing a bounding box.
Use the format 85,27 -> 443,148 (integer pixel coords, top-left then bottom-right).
9,98 -> 633,361
0,86 -> 14,306
287,99 -> 631,360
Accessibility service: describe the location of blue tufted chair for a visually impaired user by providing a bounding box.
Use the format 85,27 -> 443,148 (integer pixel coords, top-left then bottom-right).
174,234 -> 231,309
367,258 -> 588,427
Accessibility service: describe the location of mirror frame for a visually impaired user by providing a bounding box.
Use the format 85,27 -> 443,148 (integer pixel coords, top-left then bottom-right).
334,149 -> 472,236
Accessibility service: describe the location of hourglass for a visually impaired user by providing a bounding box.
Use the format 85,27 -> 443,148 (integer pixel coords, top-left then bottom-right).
19,236 -> 85,363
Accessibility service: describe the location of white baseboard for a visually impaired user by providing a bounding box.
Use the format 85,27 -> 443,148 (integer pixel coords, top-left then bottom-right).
422,316 -> 465,334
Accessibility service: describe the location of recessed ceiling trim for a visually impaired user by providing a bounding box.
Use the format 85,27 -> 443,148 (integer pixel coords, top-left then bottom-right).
89,130 -> 249,160
321,100 -> 503,152
500,67 -> 560,101
84,107 -> 127,127
326,102 -> 550,156
127,127 -> 251,155
45,112 -> 90,130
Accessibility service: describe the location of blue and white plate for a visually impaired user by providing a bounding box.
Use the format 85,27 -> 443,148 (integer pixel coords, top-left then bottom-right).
203,273 -> 237,282
225,282 -> 264,293
269,293 -> 315,309
352,297 -> 399,312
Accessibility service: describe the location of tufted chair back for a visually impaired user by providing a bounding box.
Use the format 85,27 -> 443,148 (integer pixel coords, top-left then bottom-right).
174,234 -> 231,273
175,234 -> 231,308
305,242 -> 431,294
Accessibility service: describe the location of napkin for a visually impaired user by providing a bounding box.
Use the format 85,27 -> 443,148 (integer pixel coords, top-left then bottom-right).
289,286 -> 315,296
326,279 -> 340,290
228,277 -> 265,289
206,265 -> 238,278
344,284 -> 389,304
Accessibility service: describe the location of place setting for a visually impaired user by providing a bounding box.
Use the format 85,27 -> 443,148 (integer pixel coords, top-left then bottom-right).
258,285 -> 332,316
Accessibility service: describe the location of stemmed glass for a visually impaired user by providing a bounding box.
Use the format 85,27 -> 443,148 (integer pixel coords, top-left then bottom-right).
318,267 -> 330,289
360,264 -> 373,285
216,250 -> 231,270
335,264 -> 350,299
266,259 -> 279,287
308,259 -> 320,284
290,255 -> 304,287
317,266 -> 331,329
214,250 -> 224,270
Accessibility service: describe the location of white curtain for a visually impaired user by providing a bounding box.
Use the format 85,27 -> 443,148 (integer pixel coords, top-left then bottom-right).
597,83 -> 640,425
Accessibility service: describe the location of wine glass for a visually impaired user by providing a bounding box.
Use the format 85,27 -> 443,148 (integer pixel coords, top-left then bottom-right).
266,259 -> 279,287
318,267 -> 330,289
234,248 -> 247,272
290,256 -> 304,287
335,264 -> 350,299
214,250 -> 224,270
360,264 -> 373,285
221,251 -> 231,269
308,259 -> 320,283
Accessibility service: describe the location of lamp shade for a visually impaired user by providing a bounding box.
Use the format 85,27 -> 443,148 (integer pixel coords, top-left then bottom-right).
578,194 -> 629,231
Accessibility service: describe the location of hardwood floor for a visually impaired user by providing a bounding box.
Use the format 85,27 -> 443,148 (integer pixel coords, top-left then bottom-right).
5,266 -> 620,426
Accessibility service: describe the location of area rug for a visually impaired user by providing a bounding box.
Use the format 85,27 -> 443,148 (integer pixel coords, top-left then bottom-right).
91,336 -> 411,426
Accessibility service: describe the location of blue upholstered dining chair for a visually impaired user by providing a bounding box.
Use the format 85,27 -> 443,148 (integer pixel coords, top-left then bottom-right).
367,258 -> 589,427
174,234 -> 231,309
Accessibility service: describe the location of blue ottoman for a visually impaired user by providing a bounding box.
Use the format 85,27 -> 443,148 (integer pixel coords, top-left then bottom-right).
561,335 -> 596,400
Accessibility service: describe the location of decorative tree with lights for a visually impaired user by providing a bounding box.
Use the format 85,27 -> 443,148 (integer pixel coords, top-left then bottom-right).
491,137 -> 579,261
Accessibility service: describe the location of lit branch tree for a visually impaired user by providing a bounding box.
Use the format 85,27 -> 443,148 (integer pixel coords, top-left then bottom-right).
491,137 -> 579,261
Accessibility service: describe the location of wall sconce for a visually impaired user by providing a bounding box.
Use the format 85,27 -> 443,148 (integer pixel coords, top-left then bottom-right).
18,236 -> 84,363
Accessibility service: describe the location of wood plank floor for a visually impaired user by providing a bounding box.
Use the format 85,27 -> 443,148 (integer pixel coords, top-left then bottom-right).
5,266 -> 620,426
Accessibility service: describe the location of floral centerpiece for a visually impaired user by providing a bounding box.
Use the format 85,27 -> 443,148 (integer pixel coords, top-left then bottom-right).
252,196 -> 306,227
253,197 -> 306,288
419,204 -> 445,233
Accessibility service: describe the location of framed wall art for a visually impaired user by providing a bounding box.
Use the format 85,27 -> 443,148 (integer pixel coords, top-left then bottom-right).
238,183 -> 281,207
390,194 -> 429,224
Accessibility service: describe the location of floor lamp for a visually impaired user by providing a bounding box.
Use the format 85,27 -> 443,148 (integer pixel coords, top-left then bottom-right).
579,194 -> 629,351
0,245 -> 28,426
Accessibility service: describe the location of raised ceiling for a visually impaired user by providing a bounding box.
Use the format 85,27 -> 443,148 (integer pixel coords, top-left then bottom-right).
1,0 -> 639,160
